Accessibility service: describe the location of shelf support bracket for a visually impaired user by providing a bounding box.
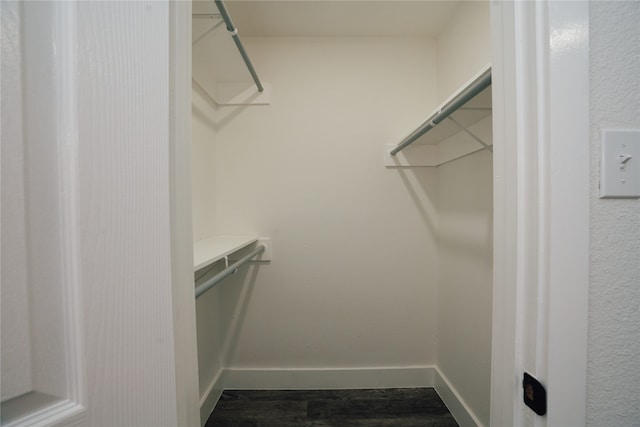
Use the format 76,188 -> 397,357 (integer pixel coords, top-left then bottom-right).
447,116 -> 493,153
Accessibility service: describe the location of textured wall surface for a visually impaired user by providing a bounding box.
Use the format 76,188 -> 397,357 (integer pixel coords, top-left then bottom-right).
587,2 -> 640,426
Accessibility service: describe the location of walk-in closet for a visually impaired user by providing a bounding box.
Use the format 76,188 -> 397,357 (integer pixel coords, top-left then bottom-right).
4,0 -> 628,425
191,1 -> 493,425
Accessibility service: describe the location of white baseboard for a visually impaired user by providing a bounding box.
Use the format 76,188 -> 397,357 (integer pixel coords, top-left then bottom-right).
223,366 -> 435,390
434,367 -> 484,427
199,369 -> 225,427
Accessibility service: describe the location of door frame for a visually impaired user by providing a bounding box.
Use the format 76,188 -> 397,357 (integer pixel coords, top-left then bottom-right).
167,1 -> 591,426
169,1 -> 201,425
490,1 -> 589,426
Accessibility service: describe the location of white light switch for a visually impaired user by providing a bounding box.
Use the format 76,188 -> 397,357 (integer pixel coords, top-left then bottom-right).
600,129 -> 640,198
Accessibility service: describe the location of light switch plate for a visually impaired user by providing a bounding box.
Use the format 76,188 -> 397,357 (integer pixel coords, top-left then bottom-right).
600,129 -> 640,198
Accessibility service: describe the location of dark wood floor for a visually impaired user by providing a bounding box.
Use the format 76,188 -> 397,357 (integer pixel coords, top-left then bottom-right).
206,388 -> 459,427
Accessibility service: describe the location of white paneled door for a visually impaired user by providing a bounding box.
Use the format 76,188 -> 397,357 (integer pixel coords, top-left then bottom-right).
1,1 -> 591,427
1,1 -> 198,426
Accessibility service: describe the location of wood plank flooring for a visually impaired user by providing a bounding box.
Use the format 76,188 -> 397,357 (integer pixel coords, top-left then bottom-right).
206,388 -> 459,427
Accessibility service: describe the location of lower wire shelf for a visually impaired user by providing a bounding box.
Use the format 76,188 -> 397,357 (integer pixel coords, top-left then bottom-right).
195,244 -> 265,299
193,235 -> 259,271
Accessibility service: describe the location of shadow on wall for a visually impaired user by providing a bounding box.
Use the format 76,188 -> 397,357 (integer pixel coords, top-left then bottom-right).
195,258 -> 263,381
438,149 -> 493,257
217,264 -> 262,365
192,82 -> 254,133
391,149 -> 493,280
394,167 -> 438,239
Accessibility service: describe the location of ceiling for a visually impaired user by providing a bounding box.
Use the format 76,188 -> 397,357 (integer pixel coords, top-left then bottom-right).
192,1 -> 463,38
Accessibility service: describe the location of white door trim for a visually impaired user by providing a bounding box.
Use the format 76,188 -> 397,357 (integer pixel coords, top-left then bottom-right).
490,1 -> 519,424
545,2 -> 589,424
169,1 -> 201,426
491,1 -> 590,426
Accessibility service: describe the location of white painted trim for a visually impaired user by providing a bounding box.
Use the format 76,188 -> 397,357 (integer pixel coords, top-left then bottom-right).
223,366 -> 435,390
434,368 -> 483,427
4,2 -> 88,425
545,1 -> 589,424
55,1 -> 87,415
169,1 -> 201,426
489,2 -> 520,424
3,399 -> 86,427
490,1 -> 590,426
199,370 -> 225,427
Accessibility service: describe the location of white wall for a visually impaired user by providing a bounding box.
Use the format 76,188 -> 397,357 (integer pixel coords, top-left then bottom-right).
211,37 -> 440,372
192,77 -> 250,422
193,267 -> 226,420
2,1 -> 79,408
436,1 -> 491,103
191,87 -> 226,415
192,88 -> 222,392
191,6 -> 493,422
192,88 -> 218,241
588,2 -> 640,425
437,151 -> 493,426
435,2 -> 492,426
191,8 -> 493,421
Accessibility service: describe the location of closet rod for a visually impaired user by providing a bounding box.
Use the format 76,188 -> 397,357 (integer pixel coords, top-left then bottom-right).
214,0 -> 264,92
390,68 -> 492,156
195,244 -> 265,299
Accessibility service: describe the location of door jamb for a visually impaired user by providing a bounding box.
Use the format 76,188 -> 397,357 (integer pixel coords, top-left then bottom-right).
490,1 -> 590,426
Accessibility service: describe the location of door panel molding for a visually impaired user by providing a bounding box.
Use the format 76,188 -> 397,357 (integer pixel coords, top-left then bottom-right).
1,2 -> 87,425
